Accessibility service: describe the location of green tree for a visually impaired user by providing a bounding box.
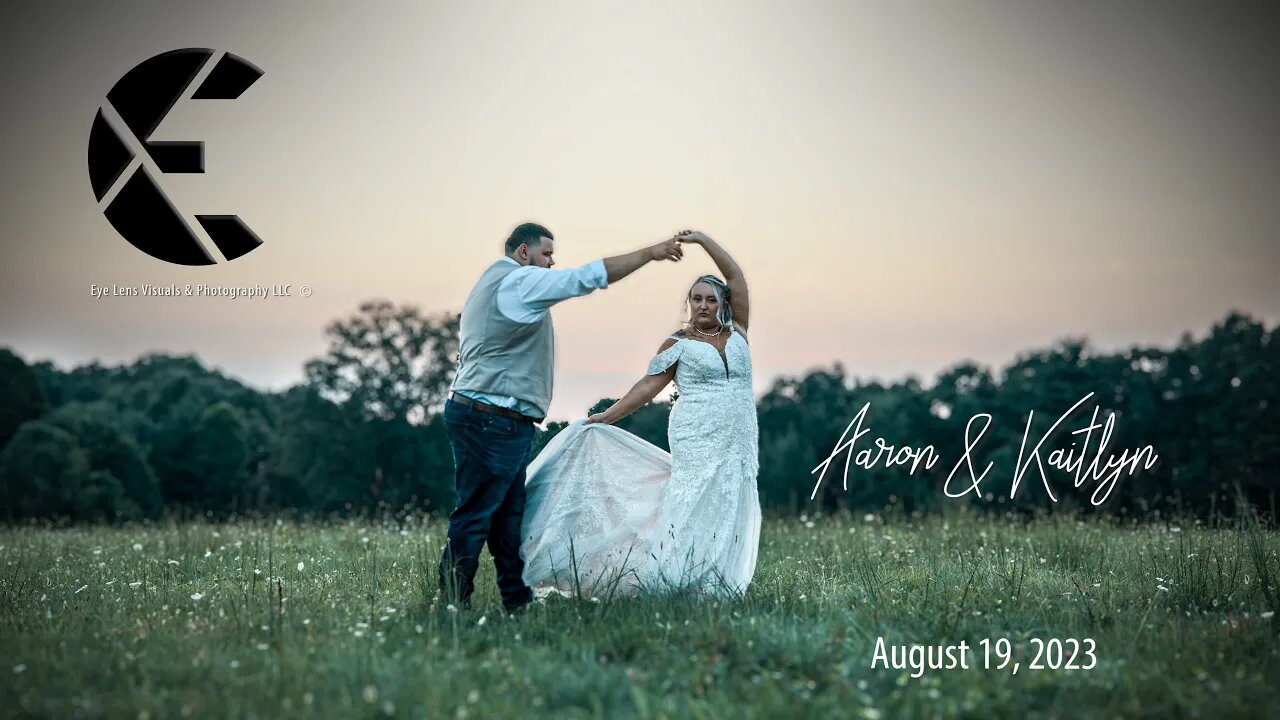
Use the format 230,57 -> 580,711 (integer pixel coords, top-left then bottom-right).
0,422 -> 95,520
268,386 -> 375,512
365,416 -> 456,513
0,348 -> 50,451
304,300 -> 459,424
45,402 -> 162,518
186,402 -> 252,514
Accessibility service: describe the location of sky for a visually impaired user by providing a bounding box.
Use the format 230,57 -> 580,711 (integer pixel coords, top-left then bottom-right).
1,1 -> 1277,421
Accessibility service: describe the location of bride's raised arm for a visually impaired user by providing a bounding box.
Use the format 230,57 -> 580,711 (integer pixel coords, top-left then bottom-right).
584,338 -> 678,425
677,230 -> 749,335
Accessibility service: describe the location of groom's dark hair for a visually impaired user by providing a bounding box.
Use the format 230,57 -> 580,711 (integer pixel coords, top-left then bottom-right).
505,222 -> 554,254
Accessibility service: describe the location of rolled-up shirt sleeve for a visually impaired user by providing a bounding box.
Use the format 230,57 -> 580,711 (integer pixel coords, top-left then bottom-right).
498,259 -> 608,322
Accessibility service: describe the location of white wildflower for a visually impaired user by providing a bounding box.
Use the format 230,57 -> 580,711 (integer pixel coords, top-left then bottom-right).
191,593 -> 204,601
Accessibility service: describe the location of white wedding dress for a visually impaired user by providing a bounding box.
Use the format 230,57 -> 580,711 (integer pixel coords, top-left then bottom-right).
520,328 -> 761,598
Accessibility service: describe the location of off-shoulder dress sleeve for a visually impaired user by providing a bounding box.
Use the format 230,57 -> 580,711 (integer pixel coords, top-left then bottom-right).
645,338 -> 683,375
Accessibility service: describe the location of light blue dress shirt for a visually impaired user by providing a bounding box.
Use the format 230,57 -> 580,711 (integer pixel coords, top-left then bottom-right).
453,256 -> 608,418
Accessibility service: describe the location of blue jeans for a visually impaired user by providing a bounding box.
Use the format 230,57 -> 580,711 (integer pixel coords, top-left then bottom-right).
437,398 -> 536,609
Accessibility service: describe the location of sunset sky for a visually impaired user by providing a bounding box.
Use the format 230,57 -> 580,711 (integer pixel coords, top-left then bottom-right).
1,1 -> 1277,421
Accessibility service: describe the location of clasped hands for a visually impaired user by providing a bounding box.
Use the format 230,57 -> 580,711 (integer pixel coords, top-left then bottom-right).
649,229 -> 713,263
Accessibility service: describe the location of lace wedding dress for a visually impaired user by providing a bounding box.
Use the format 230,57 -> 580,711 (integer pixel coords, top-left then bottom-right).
520,328 -> 761,598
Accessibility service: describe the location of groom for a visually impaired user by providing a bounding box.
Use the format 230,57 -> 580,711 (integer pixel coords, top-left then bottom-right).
438,222 -> 684,612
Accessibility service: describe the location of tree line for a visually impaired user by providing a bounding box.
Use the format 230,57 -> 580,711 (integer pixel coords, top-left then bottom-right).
1,304 -> 1275,522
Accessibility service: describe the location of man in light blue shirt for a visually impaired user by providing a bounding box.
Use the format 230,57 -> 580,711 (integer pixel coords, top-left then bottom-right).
451,242 -> 607,418
441,222 -> 684,611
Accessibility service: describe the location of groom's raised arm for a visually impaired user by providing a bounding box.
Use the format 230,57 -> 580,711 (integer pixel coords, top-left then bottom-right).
602,238 -> 683,284
500,237 -> 685,322
508,260 -> 610,315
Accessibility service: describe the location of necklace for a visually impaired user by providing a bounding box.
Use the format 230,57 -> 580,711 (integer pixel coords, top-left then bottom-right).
689,323 -> 724,338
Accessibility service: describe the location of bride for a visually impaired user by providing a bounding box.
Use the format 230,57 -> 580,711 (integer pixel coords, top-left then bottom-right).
520,230 -> 761,598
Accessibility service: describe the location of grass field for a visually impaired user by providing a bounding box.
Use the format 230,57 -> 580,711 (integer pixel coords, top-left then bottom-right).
2,507 -> 1278,718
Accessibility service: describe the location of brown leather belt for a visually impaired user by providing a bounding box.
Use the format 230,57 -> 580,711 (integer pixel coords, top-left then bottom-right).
449,393 -> 543,424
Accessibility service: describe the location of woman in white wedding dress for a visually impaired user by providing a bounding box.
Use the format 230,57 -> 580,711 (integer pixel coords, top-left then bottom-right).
520,230 -> 761,598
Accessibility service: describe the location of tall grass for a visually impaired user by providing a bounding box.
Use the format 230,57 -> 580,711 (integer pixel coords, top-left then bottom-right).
1,505 -> 1277,718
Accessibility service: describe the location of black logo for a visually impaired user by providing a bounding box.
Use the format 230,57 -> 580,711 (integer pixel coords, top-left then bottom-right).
88,49 -> 264,266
